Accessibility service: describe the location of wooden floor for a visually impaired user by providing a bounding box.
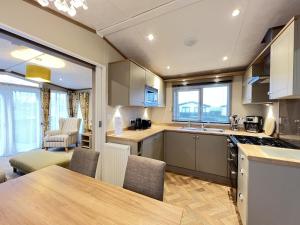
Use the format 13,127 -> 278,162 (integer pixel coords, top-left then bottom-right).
164,172 -> 242,225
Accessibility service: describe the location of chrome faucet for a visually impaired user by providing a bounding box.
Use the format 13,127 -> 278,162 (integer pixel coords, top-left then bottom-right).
200,123 -> 205,129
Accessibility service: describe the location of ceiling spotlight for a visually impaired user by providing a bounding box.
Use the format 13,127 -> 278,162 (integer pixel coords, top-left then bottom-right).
166,66 -> 170,70
59,77 -> 63,81
147,34 -> 154,41
232,9 -> 240,17
222,56 -> 228,61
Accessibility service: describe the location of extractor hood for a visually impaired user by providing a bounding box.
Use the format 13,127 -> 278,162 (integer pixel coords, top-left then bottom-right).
248,76 -> 270,85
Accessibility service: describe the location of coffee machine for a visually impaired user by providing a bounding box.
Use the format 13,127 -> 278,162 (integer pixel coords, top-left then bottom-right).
244,116 -> 264,133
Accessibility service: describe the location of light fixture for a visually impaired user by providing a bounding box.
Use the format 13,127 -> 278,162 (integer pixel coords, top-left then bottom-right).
59,77 -> 63,81
147,34 -> 154,41
166,66 -> 170,70
11,48 -> 65,69
37,0 -> 88,17
232,9 -> 240,17
26,65 -> 51,83
222,56 -> 228,61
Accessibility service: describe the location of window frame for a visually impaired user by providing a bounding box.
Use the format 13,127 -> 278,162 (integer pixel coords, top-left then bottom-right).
172,82 -> 232,124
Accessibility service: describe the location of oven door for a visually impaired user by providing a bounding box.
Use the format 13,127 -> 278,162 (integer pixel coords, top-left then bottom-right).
227,137 -> 238,203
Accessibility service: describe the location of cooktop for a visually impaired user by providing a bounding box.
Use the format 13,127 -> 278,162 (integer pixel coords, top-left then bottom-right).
230,135 -> 299,149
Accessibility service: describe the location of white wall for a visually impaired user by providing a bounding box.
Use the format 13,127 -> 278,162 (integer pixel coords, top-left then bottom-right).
151,75 -> 264,124
106,106 -> 151,131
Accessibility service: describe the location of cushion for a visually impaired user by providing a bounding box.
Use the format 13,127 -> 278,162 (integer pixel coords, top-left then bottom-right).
44,135 -> 68,142
0,169 -> 6,183
9,151 -> 72,174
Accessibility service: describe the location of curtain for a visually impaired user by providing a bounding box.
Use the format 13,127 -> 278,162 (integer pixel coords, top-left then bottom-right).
49,90 -> 69,130
41,88 -> 50,136
0,84 -> 41,156
79,92 -> 90,132
70,92 -> 80,118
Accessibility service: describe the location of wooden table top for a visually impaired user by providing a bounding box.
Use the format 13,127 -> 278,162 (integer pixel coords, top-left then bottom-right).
0,165 -> 183,225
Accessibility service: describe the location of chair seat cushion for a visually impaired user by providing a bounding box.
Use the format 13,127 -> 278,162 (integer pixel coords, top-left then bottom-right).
44,135 -> 68,142
9,151 -> 72,174
0,169 -> 6,183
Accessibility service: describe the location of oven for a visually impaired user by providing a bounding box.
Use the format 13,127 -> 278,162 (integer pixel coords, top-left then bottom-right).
227,136 -> 238,203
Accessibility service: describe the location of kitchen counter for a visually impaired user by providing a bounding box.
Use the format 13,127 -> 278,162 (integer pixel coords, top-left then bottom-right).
238,143 -> 300,168
106,124 -> 269,143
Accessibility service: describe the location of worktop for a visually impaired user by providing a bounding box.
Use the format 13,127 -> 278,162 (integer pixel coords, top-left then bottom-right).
238,143 -> 300,168
106,125 -> 269,143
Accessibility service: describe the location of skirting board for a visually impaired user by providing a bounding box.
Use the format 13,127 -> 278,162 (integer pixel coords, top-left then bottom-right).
166,165 -> 231,187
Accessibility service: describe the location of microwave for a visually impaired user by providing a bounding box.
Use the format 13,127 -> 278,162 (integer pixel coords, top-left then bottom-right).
144,86 -> 158,107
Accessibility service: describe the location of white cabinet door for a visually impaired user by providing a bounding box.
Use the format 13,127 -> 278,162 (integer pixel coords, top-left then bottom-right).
145,70 -> 155,87
158,78 -> 165,107
242,68 -> 252,104
129,62 -> 146,106
270,22 -> 294,99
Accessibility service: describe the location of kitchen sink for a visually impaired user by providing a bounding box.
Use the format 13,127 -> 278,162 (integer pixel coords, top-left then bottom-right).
261,146 -> 300,161
179,127 -> 225,133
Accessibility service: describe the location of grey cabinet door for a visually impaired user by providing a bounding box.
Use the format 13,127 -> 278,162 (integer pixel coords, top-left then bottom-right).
196,134 -> 228,177
141,132 -> 164,160
129,62 -> 145,106
164,131 -> 196,170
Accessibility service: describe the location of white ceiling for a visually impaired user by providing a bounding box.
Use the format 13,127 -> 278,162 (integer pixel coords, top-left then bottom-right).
0,37 -> 92,89
39,0 -> 300,77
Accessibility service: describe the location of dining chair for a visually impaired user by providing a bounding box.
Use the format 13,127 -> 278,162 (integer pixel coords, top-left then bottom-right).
123,155 -> 166,201
69,148 -> 100,178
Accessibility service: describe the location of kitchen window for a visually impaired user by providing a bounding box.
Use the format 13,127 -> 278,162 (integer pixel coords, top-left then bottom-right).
173,82 -> 231,123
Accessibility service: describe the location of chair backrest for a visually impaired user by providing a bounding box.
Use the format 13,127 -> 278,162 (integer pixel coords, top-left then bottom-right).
123,155 -> 166,201
59,118 -> 81,134
69,148 -> 100,178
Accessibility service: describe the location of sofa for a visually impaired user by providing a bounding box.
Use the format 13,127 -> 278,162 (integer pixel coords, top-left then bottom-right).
44,118 -> 81,152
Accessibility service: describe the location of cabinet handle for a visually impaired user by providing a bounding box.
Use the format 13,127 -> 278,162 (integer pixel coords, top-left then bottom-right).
267,91 -> 272,95
238,193 -> 244,201
231,171 -> 237,175
240,169 -> 245,175
240,154 -> 245,160
227,158 -> 234,162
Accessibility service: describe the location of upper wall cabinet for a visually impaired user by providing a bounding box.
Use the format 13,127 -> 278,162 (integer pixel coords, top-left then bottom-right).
146,70 -> 165,107
108,60 -> 145,106
270,18 -> 300,99
108,60 -> 165,107
242,64 -> 269,104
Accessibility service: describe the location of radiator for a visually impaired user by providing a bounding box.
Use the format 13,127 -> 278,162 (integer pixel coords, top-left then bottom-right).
101,142 -> 130,187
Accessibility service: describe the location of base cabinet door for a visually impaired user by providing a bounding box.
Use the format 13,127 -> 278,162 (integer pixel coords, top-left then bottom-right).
164,131 -> 196,170
196,134 -> 228,177
141,132 -> 164,160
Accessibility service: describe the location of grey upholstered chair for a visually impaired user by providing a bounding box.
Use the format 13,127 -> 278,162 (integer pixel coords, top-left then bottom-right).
123,155 -> 166,201
69,148 -> 100,178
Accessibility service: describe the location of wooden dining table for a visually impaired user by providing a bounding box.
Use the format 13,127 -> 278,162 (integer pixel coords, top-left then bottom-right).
0,165 -> 183,225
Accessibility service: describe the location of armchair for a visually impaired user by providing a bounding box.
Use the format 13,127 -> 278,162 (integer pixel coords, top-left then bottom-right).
44,118 -> 81,152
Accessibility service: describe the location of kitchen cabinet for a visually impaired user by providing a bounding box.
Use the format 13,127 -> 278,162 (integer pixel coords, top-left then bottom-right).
270,19 -> 300,99
164,131 -> 196,170
242,64 -> 269,104
141,132 -> 164,160
196,135 -> 228,177
108,60 -> 145,106
237,147 -> 300,225
145,70 -> 165,107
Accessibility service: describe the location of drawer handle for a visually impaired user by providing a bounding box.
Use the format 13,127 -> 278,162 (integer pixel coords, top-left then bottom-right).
238,193 -> 244,201
227,158 -> 234,162
240,169 -> 245,175
231,152 -> 237,157
240,154 -> 245,160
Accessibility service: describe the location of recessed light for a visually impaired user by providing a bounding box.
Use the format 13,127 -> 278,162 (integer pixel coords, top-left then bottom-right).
222,56 -> 228,61
166,66 -> 170,70
232,9 -> 240,17
147,34 -> 154,41
59,77 -> 63,81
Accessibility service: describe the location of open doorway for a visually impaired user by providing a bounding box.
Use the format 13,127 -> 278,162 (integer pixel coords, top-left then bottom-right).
0,29 -> 97,178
